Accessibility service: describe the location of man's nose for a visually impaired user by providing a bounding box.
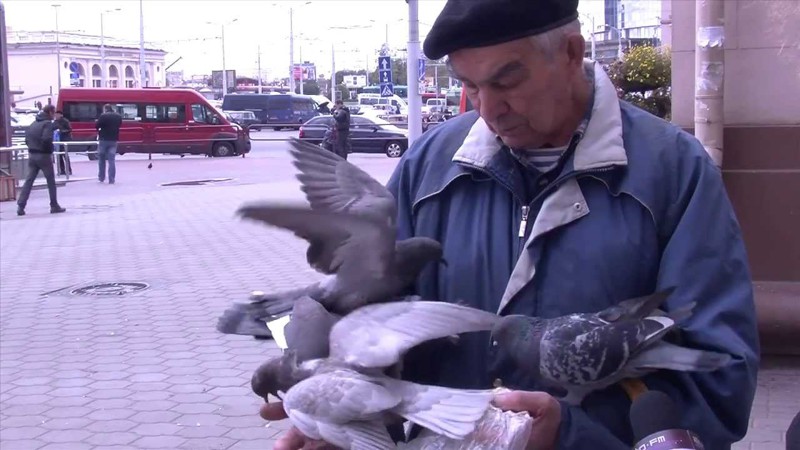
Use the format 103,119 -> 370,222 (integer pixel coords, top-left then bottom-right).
476,90 -> 509,123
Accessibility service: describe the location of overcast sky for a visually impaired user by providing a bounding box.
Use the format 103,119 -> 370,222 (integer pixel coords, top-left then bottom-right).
4,0 -> 606,79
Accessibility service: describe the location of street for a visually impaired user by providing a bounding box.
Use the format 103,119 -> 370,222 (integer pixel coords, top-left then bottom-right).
0,130 -> 797,450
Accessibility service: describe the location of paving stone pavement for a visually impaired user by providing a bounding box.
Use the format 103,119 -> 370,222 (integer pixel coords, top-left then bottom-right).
1,156 -> 798,450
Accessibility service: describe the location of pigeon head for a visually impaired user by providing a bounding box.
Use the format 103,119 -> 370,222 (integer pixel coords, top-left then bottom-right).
491,315 -> 545,373
251,350 -> 301,401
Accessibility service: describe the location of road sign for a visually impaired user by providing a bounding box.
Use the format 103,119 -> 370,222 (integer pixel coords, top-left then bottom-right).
379,69 -> 392,84
378,56 -> 391,71
418,58 -> 426,82
68,62 -> 81,86
380,83 -> 394,97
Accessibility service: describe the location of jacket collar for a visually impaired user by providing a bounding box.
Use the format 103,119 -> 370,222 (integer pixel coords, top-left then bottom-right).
451,60 -> 628,173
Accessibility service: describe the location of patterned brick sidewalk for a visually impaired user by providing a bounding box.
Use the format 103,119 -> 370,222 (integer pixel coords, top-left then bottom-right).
1,156 -> 797,449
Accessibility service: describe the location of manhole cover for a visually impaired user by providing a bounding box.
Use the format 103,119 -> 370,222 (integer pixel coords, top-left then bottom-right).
161,178 -> 233,187
70,282 -> 151,297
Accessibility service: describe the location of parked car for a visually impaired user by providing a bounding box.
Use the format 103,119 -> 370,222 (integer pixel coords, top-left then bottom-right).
221,93 -> 324,130
9,113 -> 34,140
224,110 -> 260,128
298,114 -> 408,158
57,87 -> 251,159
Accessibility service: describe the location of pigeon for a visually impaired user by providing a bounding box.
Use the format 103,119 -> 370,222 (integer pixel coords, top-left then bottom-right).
490,288 -> 732,405
252,299 -> 502,450
217,137 -> 446,337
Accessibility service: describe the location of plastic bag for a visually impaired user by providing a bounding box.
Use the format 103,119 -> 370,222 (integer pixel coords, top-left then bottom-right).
398,389 -> 533,450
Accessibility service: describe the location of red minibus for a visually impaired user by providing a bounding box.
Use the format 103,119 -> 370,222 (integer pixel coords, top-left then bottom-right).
57,88 -> 251,159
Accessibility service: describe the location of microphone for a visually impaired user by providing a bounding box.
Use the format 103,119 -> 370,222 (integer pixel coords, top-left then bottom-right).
630,390 -> 704,450
787,409 -> 800,450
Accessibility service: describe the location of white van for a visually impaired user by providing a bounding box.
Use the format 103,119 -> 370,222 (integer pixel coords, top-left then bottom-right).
358,93 -> 407,115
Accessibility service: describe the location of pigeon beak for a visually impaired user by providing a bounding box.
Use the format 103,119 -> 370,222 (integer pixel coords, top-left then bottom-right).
439,257 -> 449,268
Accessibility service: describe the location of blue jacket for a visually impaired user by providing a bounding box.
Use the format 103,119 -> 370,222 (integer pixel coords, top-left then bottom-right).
386,62 -> 759,449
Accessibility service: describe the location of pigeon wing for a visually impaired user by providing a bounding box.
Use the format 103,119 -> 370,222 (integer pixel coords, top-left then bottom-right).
237,204 -> 393,280
541,315 -> 676,385
283,369 -> 402,422
285,296 -> 341,362
287,137 -> 397,223
329,300 -> 500,369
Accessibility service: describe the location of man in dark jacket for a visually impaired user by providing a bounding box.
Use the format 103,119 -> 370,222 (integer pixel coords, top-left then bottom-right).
331,100 -> 351,160
95,103 -> 122,184
16,105 -> 66,216
260,1 -> 759,449
53,110 -> 72,175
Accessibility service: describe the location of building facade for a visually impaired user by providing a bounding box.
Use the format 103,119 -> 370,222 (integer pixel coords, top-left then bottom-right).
670,1 -> 799,302
6,31 -> 166,105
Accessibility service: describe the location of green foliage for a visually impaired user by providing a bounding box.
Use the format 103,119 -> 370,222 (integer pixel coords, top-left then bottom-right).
608,45 -> 672,119
337,83 -> 350,100
302,80 -> 321,95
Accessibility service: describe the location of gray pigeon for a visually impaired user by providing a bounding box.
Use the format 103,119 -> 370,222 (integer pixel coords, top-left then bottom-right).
491,288 -> 732,405
216,137 -> 445,337
253,299 -> 502,450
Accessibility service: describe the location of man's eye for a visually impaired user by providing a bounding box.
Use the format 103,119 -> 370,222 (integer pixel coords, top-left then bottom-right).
492,79 -> 520,91
463,82 -> 479,94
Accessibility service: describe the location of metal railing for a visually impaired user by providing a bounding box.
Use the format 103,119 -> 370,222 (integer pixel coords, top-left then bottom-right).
0,141 -> 98,182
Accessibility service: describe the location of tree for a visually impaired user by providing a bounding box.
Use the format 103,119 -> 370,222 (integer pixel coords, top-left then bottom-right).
337,83 -> 350,100
301,80 -> 321,95
607,45 -> 672,120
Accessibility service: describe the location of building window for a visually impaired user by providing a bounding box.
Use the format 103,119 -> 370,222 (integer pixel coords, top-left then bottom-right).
92,79 -> 102,88
125,80 -> 135,88
109,80 -> 119,88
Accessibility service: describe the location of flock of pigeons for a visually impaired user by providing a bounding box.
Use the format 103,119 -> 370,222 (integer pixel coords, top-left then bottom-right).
215,138 -> 732,449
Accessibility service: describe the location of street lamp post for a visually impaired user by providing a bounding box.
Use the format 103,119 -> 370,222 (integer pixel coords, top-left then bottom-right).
286,2 -> 311,93
406,0 -> 422,145
605,24 -> 624,59
580,13 -> 596,60
207,18 -> 237,99
330,43 -> 335,104
138,0 -> 146,87
289,7 -> 294,93
52,4 -> 61,90
100,8 -> 120,88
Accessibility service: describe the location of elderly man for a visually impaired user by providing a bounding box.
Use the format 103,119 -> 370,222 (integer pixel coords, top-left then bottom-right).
260,1 -> 759,449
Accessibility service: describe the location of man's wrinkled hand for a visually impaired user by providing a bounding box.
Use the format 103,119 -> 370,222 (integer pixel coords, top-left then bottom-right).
493,390 -> 562,450
259,401 -> 339,450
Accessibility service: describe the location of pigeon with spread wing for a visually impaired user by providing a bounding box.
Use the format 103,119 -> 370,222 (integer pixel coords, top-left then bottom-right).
217,138 -> 444,338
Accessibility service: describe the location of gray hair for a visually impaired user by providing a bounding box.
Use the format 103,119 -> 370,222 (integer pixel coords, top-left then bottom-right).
528,18 -> 582,59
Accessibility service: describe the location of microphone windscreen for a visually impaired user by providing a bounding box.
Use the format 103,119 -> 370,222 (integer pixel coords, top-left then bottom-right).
787,410 -> 800,450
630,390 -> 683,443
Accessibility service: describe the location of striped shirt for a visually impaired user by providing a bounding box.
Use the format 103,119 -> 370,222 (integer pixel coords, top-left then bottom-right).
504,61 -> 597,175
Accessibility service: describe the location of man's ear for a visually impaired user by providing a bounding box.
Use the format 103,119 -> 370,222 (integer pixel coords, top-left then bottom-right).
565,34 -> 587,68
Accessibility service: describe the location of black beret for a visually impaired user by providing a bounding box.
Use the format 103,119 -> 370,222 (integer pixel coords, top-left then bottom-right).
423,0 -> 580,60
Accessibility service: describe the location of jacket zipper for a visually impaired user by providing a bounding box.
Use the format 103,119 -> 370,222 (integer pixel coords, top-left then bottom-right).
518,205 -> 530,238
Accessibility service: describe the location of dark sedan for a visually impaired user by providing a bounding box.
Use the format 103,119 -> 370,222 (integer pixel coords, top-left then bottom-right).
298,114 -> 408,158
223,110 -> 260,128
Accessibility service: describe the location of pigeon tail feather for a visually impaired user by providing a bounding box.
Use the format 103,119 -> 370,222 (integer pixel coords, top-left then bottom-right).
666,301 -> 696,324
384,379 -> 494,440
628,341 -> 732,373
215,306 -> 273,338
610,287 -> 676,321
